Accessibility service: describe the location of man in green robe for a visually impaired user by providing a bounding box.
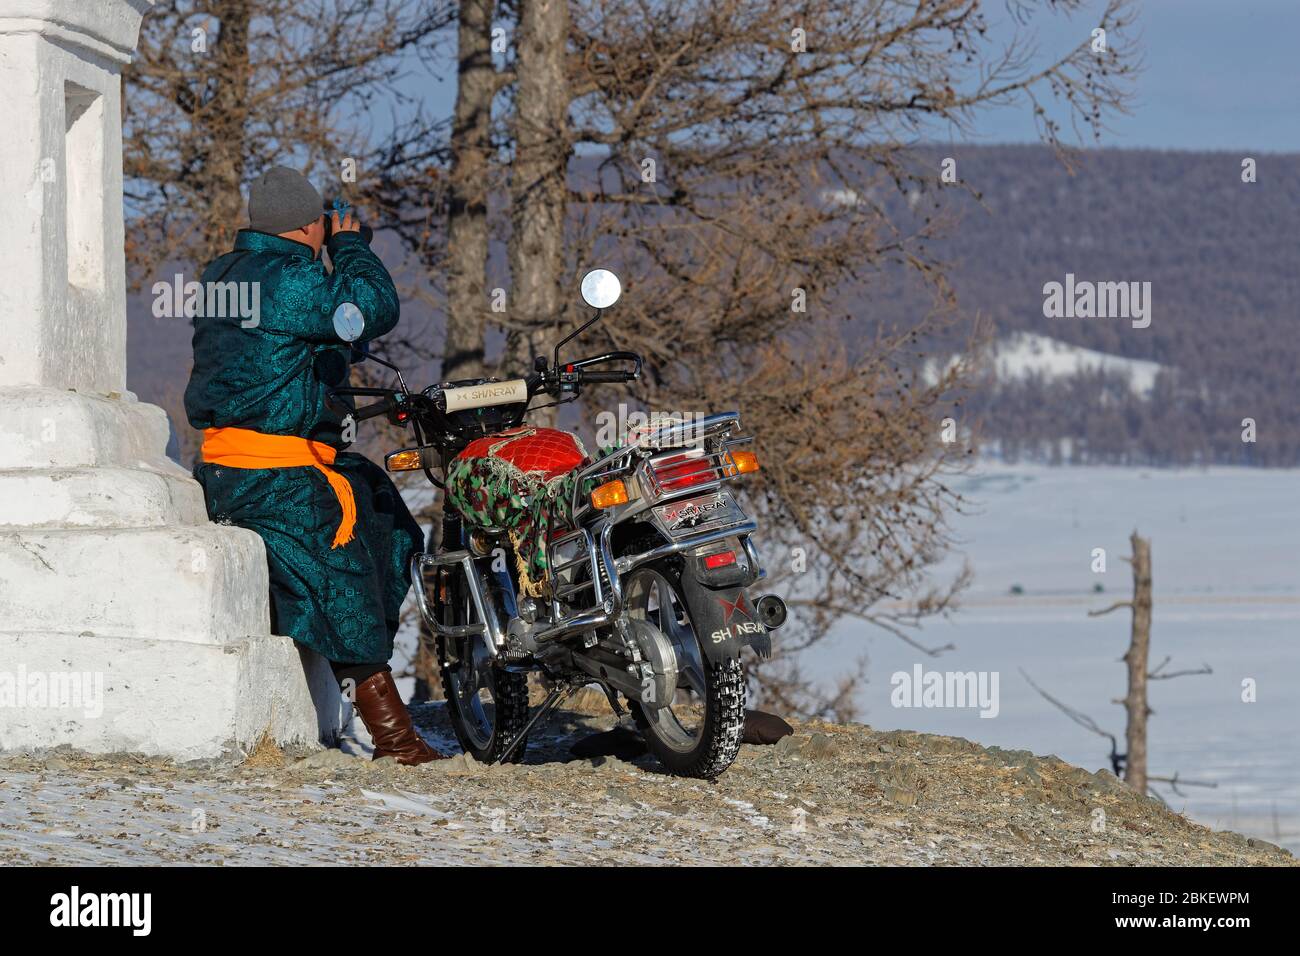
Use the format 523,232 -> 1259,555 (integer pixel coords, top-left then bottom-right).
185,166 -> 443,764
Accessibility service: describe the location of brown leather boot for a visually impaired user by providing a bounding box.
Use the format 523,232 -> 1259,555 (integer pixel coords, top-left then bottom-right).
353,670 -> 449,765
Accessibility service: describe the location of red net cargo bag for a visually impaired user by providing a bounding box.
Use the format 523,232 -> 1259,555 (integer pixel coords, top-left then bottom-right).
456,427 -> 587,483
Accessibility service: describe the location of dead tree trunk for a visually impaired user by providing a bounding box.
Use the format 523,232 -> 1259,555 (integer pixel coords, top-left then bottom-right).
203,0 -> 251,255
506,0 -> 569,425
443,0 -> 495,383
1121,531 -> 1152,793
1047,532 -> 1211,796
413,0 -> 498,701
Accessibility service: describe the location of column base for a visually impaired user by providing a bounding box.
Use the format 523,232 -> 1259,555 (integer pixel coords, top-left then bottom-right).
0,631 -> 342,763
0,387 -> 344,762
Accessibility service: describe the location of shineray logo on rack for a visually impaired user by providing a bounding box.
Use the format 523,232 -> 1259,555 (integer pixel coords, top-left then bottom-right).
49,886 -> 151,936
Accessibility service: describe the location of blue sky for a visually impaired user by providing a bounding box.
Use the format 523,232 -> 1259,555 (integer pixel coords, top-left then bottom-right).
958,0 -> 1300,152
403,0 -> 1297,154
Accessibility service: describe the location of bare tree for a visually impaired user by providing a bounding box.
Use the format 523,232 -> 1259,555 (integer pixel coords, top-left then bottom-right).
504,0 -> 570,403
443,0 -> 498,383
370,0 -> 1139,715
1028,532 -> 1214,798
123,0 -> 453,281
1097,530 -> 1154,791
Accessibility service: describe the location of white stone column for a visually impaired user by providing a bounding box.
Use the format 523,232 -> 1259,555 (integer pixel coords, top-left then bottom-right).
0,0 -> 339,761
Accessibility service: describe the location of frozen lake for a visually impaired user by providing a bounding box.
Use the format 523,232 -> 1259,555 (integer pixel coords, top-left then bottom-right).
807,464 -> 1300,851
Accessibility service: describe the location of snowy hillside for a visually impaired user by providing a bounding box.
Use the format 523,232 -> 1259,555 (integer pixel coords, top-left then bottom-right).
992,332 -> 1164,395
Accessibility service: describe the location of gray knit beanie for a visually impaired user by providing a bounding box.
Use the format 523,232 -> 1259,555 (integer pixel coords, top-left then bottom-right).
248,166 -> 323,235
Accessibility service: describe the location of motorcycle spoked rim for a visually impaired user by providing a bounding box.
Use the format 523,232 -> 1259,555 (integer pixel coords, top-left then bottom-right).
443,591 -> 500,752
624,567 -> 711,753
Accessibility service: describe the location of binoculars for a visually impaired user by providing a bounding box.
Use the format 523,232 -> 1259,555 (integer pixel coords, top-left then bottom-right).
323,199 -> 373,244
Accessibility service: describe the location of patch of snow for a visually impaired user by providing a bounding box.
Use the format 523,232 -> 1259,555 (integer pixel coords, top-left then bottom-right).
360,790 -> 449,819
993,332 -> 1163,395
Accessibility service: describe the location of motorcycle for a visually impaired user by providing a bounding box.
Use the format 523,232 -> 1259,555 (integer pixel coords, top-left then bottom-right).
330,270 -> 786,778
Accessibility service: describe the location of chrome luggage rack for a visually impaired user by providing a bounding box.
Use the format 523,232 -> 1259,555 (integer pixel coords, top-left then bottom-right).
568,411 -> 753,522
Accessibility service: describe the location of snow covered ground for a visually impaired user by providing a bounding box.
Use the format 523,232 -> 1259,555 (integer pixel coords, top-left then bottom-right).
4,704 -> 1289,867
804,463 -> 1300,852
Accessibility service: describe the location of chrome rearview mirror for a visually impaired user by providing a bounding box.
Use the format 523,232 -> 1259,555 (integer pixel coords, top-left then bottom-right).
580,269 -> 622,310
332,302 -> 365,342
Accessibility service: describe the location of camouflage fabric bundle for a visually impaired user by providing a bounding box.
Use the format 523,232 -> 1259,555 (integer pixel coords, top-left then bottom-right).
445,428 -> 600,596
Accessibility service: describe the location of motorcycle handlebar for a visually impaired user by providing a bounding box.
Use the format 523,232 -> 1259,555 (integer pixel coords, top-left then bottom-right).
579,370 -> 637,383
351,398 -> 394,422
526,352 -> 641,395
340,352 -> 641,426
524,366 -> 636,396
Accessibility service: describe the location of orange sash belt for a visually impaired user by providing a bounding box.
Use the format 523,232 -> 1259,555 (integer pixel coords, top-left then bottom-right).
201,427 -> 356,549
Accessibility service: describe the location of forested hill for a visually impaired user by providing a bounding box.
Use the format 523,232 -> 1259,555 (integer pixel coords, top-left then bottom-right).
127,144 -> 1300,466
857,144 -> 1300,466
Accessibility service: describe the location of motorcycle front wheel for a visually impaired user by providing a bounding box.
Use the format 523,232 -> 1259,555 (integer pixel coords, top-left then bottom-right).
624,563 -> 746,779
434,567 -> 531,764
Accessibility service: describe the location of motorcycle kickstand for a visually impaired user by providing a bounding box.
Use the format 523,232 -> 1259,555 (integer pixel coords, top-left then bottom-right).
600,683 -> 625,719
493,683 -> 575,765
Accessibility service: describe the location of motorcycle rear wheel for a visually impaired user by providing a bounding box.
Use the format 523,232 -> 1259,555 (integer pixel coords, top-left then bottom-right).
624,563 -> 746,779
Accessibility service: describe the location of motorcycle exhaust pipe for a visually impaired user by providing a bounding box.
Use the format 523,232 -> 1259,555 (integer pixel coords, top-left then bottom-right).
756,594 -> 787,629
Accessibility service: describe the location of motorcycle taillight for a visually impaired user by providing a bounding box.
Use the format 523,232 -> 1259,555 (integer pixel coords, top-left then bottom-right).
652,451 -> 718,492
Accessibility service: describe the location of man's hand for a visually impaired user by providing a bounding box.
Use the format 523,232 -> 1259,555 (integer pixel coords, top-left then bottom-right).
331,209 -> 361,235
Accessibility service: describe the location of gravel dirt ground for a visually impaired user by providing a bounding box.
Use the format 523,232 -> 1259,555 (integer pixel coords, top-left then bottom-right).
0,692 -> 1292,866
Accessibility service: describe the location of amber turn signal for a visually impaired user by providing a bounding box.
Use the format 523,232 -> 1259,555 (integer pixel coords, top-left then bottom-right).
724,450 -> 759,475
385,449 -> 423,472
591,479 -> 630,509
